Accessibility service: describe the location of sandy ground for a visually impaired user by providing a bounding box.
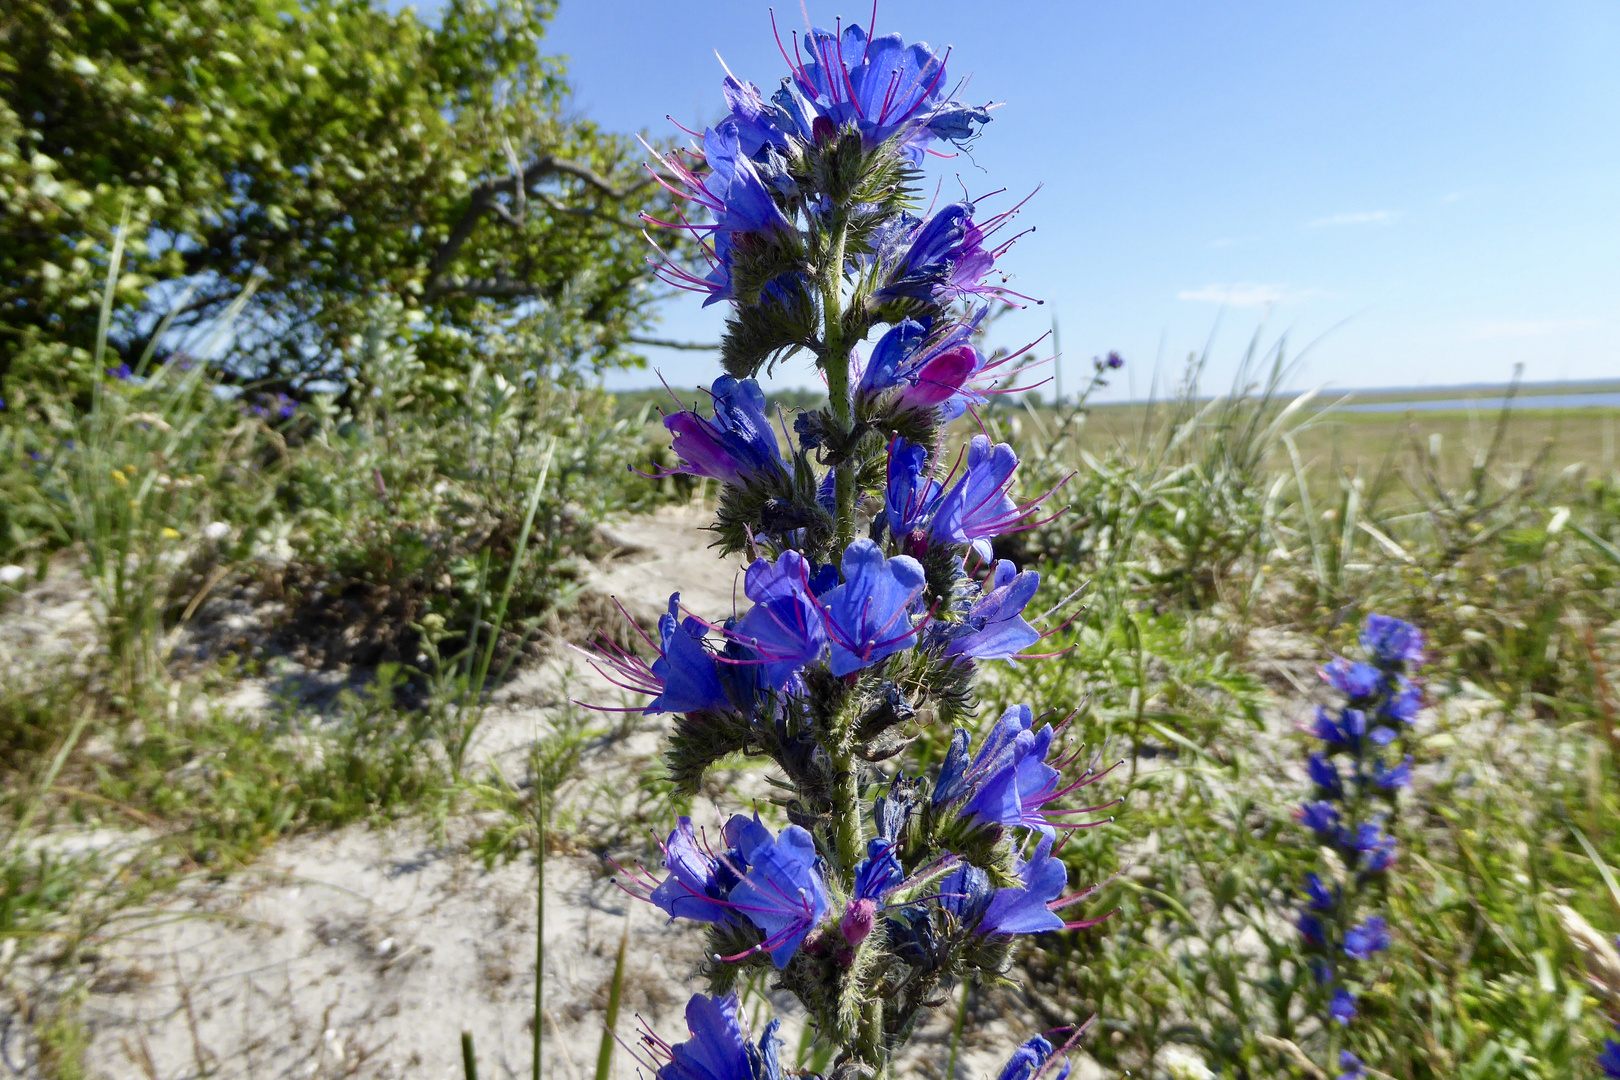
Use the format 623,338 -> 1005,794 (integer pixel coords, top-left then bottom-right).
3,506 -> 1090,1080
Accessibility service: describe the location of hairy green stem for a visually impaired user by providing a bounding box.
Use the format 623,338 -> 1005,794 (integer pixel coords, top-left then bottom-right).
817,210 -> 886,1071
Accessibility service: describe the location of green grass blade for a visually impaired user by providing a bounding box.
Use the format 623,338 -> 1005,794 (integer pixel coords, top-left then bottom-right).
594,916 -> 630,1080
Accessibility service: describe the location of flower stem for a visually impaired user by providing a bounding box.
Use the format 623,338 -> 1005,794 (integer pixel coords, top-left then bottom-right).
820,215 -> 855,552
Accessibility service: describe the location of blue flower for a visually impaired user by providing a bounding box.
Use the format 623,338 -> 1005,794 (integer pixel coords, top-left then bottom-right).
1351,822 -> 1397,872
1308,753 -> 1343,798
931,436 -> 1037,560
648,595 -> 731,715
1373,755 -> 1412,790
937,861 -> 994,927
1337,1051 -> 1367,1080
782,22 -> 990,163
841,838 -> 904,946
857,310 -> 994,419
720,76 -> 792,159
1322,658 -> 1383,699
884,436 -> 943,537
937,704 -> 1109,839
107,363 -> 132,381
941,560 -> 1040,661
663,377 -> 787,487
649,817 -> 736,924
852,838 -> 903,902
1305,872 -> 1337,911
858,319 -> 930,396
1361,613 -> 1425,667
820,539 -> 926,676
995,1035 -> 1071,1080
1310,706 -> 1349,745
1329,987 -> 1358,1025
1297,912 -> 1326,946
1382,676 -> 1422,723
651,993 -> 780,1080
980,833 -> 1068,935
699,123 -> 794,236
725,822 -> 830,968
1344,916 -> 1391,960
1299,801 -> 1340,835
732,551 -> 828,690
1600,1034 -> 1620,1079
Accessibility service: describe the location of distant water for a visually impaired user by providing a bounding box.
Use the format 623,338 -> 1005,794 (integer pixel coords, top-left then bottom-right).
1333,391 -> 1620,414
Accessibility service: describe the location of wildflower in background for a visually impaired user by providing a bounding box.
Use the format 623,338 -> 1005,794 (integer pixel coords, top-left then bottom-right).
1337,1051 -> 1368,1080
1360,613 -> 1425,666
0,565 -> 25,586
1343,916 -> 1390,961
107,363 -> 132,381
204,521 -> 231,542
1096,351 -> 1125,371
1292,612 -> 1426,1064
662,376 -> 788,487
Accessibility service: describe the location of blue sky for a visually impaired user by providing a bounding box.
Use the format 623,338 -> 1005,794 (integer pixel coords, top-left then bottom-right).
525,1 -> 1620,399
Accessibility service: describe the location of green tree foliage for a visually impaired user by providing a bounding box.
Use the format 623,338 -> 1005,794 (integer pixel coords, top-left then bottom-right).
0,0 -> 675,401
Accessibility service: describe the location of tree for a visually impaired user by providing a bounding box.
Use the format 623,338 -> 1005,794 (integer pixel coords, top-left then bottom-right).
0,0 -> 679,401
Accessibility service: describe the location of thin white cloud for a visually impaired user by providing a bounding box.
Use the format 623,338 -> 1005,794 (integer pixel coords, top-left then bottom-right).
1177,283 -> 1304,307
1465,318 -> 1601,341
1440,191 -> 1469,203
1308,210 -> 1401,227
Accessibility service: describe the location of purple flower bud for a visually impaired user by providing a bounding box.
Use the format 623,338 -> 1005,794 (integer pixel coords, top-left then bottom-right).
840,898 -> 877,946
1329,987 -> 1358,1025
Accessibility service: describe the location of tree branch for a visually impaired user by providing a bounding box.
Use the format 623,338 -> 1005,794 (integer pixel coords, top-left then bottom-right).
426,154 -> 668,297
627,335 -> 720,351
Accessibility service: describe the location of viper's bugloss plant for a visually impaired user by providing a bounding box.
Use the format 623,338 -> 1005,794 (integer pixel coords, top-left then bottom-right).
590,10 -> 1112,1078
1294,614 -> 1426,1069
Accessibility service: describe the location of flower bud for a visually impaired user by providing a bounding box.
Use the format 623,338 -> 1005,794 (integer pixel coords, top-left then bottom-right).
840,898 -> 877,946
